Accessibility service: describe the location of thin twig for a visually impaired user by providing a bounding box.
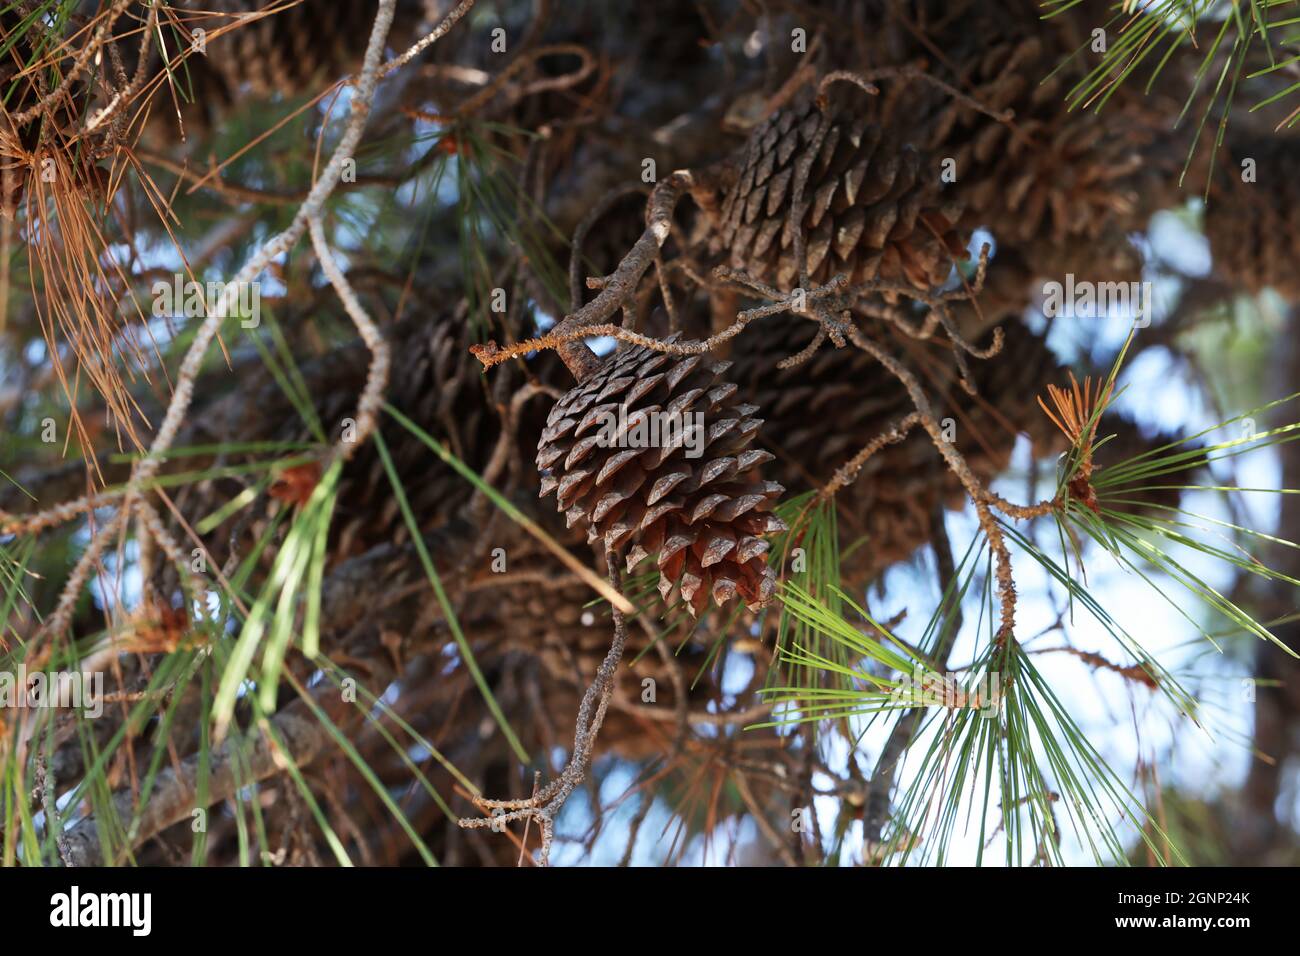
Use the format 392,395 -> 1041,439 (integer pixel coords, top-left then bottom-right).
308,215 -> 391,463
457,546 -> 630,865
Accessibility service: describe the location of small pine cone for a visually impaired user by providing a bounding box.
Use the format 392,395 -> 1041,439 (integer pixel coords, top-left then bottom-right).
536,340 -> 786,617
1205,139 -> 1300,299
710,92 -> 967,293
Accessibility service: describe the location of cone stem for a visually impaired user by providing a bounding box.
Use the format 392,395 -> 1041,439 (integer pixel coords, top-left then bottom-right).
553,171 -> 694,384
557,339 -> 605,383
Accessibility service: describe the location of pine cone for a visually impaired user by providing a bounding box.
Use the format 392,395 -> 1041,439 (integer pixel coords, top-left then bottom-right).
536,340 -> 786,616
136,0 -> 429,136
907,24 -> 1182,273
1204,138 -> 1300,299
728,309 -> 1187,579
328,318 -> 498,557
728,317 -> 1066,579
709,91 -> 967,293
189,311 -> 570,576
194,0 -> 424,97
326,324 -> 576,561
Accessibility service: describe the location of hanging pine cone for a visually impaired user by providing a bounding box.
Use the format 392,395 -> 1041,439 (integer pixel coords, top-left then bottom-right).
930,39 -> 1145,246
1204,138 -> 1300,299
707,90 -> 967,293
327,317 -> 499,557
327,332 -> 574,561
536,339 -> 786,616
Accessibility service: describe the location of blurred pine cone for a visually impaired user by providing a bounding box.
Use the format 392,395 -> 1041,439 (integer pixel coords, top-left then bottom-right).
925,35 -> 1158,251
189,311 -> 565,578
326,318 -> 503,558
727,317 -> 1066,578
857,1 -> 1184,284
135,0 -> 429,136
200,0 -> 435,96
728,308 -> 1187,579
1204,138 -> 1300,300
536,340 -> 786,616
707,91 -> 967,293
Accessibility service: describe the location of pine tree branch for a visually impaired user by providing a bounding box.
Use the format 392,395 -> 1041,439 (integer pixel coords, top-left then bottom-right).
457,545 -> 630,865
862,493 -> 965,849
58,709 -> 325,867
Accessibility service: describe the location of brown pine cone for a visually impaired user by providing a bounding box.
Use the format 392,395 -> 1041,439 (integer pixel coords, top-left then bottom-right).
899,8 -> 1185,279
931,37 -> 1147,244
327,318 -> 498,557
134,0 -> 430,138
188,311 -> 568,577
727,317 -> 1067,579
708,90 -> 967,293
728,309 -> 1189,579
1204,137 -> 1300,300
536,340 -> 786,616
